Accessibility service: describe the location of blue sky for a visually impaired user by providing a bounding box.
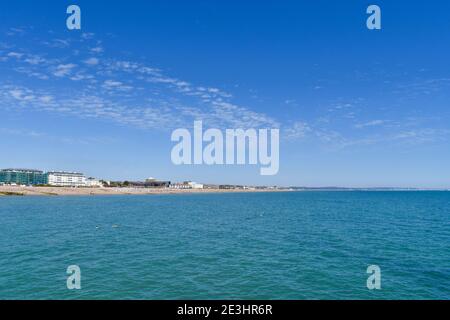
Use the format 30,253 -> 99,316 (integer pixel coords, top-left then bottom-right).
1,0 -> 450,187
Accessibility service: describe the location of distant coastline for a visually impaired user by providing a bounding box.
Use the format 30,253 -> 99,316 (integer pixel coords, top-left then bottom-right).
0,185 -> 448,197
0,185 -> 291,196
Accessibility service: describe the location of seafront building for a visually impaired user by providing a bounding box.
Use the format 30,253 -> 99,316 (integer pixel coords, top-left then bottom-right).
0,169 -> 48,185
85,177 -> 103,187
1,168 -> 204,190
144,177 -> 171,187
47,171 -> 86,187
0,168 -> 93,187
112,177 -> 171,188
170,181 -> 204,189
188,181 -> 204,189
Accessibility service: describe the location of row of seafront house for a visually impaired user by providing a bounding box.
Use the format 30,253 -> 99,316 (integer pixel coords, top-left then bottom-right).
0,168 -> 102,187
0,168 -> 204,189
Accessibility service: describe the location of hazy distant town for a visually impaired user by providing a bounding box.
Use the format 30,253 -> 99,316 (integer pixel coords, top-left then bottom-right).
0,168 -> 285,192
1,168 -> 448,196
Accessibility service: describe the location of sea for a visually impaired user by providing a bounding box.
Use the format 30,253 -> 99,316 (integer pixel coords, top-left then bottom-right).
0,191 -> 449,299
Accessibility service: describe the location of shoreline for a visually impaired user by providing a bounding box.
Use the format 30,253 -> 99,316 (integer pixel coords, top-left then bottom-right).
1,186 -> 448,197
0,186 -> 289,196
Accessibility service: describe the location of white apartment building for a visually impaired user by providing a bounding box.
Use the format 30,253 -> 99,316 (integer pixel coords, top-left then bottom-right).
86,177 -> 103,187
47,171 -> 86,187
170,181 -> 204,189
188,181 -> 204,189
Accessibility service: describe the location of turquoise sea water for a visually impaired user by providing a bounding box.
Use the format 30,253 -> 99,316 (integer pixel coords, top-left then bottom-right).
0,191 -> 449,299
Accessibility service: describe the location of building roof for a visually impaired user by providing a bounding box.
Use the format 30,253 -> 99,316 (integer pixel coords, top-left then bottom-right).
47,171 -> 84,176
1,168 -> 44,173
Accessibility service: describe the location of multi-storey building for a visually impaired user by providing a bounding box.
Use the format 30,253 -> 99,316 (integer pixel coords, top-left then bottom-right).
169,181 -> 203,189
85,177 -> 103,187
47,171 -> 86,187
0,169 -> 48,185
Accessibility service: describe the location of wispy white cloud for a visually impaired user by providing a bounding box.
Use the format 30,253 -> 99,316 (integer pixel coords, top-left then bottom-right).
284,121 -> 310,140
391,128 -> 450,144
102,80 -> 133,91
355,119 -> 387,129
4,27 -> 26,37
83,57 -> 99,65
24,55 -> 45,65
81,33 -> 95,40
0,126 -> 117,145
7,51 -> 24,59
53,63 -> 76,77
44,39 -> 71,48
1,27 -> 450,152
90,46 -> 104,54
0,127 -> 44,138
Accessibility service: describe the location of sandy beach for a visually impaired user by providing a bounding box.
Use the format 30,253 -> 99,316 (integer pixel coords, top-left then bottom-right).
0,185 -> 287,196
